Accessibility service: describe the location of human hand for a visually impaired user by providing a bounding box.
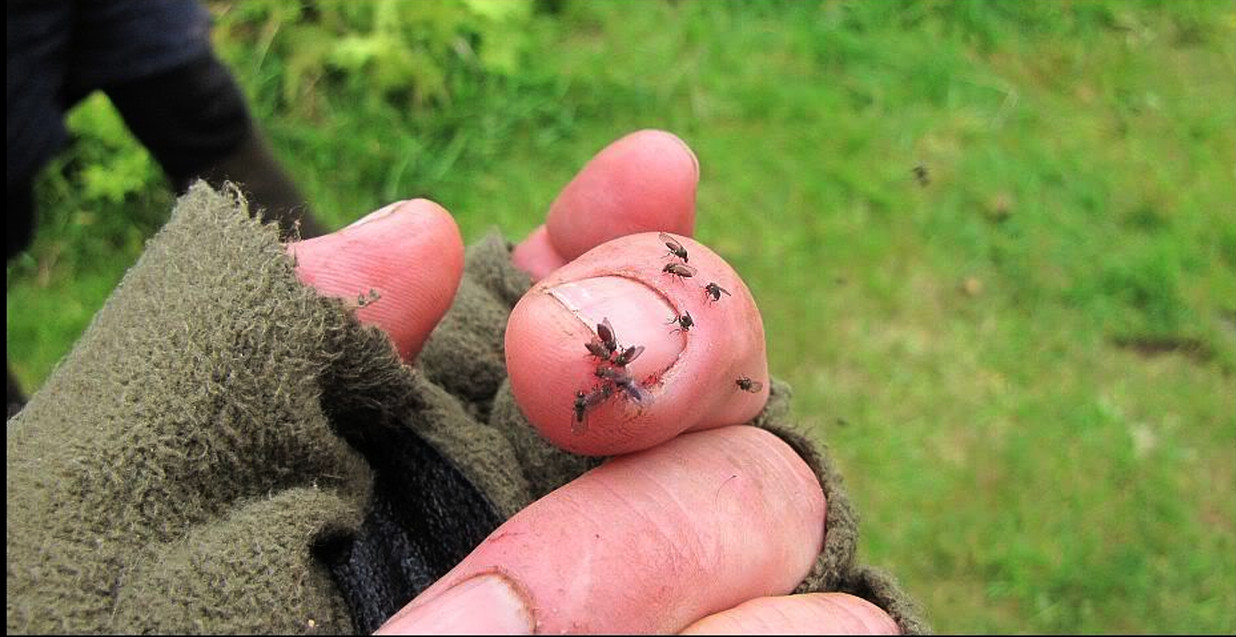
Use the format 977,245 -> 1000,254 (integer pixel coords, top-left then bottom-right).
289,130 -> 899,634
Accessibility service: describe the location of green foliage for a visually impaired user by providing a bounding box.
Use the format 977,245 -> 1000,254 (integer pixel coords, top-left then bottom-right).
210,0 -> 535,114
12,93 -> 171,282
61,93 -> 162,205
7,94 -> 172,380
8,0 -> 1235,633
201,0 -> 569,230
1096,243 -> 1191,335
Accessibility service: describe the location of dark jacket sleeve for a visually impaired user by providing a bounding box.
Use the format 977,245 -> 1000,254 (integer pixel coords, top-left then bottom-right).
5,183 -> 928,634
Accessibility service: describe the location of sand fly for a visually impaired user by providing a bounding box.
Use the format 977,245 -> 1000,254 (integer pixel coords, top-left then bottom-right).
668,310 -> 694,334
594,365 -> 627,384
586,317 -> 620,360
585,338 -> 611,360
595,365 -> 655,407
663,262 -> 697,280
573,390 -> 588,431
572,384 -> 613,435
612,344 -> 644,367
659,232 -> 689,262
615,379 -> 654,406
597,318 -> 618,351
736,376 -> 764,393
912,164 -> 930,187
703,282 -> 731,303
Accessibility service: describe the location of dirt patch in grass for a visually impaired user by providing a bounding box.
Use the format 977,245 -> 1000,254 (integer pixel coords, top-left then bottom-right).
1110,334 -> 1213,363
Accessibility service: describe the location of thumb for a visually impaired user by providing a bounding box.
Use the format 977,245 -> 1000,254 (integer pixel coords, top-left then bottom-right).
287,200 -> 465,362
512,129 -> 699,280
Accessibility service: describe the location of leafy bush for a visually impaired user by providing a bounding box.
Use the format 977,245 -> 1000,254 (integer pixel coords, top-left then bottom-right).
21,93 -> 170,281
209,0 -> 537,116
61,93 -> 162,205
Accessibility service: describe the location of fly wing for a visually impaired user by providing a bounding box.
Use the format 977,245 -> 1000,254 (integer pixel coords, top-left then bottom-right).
595,365 -> 624,383
597,318 -> 616,349
622,383 -> 655,406
585,385 -> 613,408
572,392 -> 588,434
659,232 -> 682,251
586,339 -> 610,358
616,345 -> 644,366
666,263 -> 697,277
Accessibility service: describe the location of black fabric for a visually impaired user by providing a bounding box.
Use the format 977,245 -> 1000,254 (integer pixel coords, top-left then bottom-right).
7,179 -> 33,260
7,175 -> 32,420
6,366 -> 25,419
6,0 -> 71,188
317,421 -> 506,634
6,0 -> 212,184
6,0 -> 250,256
105,53 -> 254,187
190,131 -> 326,238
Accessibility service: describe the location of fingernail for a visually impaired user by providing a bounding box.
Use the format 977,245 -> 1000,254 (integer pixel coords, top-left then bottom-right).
346,200 -> 407,229
377,573 -> 534,635
547,276 -> 686,378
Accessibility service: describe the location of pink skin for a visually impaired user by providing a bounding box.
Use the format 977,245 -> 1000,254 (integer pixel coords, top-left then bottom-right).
288,199 -> 464,362
506,233 -> 770,456
286,130 -> 898,634
380,426 -> 826,635
513,129 -> 698,280
680,593 -> 901,635
509,225 -> 567,282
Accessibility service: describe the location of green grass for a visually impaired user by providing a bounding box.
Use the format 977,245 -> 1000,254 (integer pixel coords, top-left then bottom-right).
7,1 -> 1235,633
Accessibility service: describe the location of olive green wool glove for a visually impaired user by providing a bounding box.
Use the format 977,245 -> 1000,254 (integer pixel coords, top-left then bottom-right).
6,183 -> 928,634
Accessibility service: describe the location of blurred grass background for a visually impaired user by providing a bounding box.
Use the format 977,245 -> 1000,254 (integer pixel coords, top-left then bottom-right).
6,0 -> 1235,632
